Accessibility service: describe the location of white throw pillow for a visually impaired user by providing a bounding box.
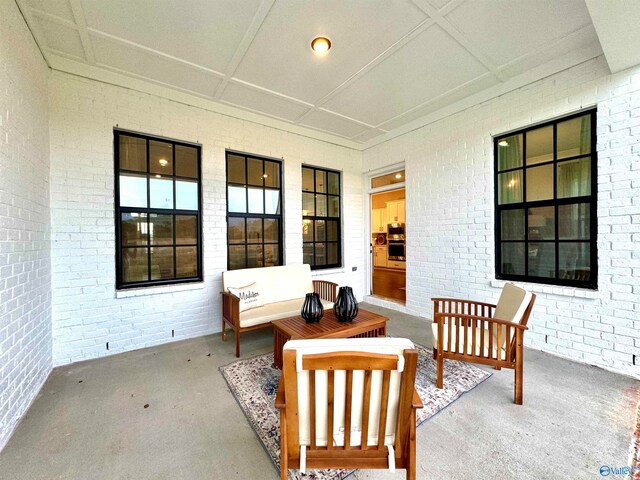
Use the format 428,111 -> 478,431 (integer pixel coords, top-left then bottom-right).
227,282 -> 264,312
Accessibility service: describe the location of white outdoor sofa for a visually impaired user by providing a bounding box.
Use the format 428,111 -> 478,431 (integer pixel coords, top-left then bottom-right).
221,264 -> 337,357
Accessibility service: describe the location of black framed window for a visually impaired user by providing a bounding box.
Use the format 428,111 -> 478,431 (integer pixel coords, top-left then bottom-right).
302,166 -> 341,270
226,151 -> 283,270
494,109 -> 597,289
115,130 -> 202,289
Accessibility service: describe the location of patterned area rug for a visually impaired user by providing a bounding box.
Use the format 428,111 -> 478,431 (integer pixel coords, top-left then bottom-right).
220,343 -> 491,480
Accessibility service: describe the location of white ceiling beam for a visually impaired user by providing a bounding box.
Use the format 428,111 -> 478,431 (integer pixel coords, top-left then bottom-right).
29,8 -> 78,30
14,0 -> 52,67
68,0 -> 96,64
585,0 -> 640,73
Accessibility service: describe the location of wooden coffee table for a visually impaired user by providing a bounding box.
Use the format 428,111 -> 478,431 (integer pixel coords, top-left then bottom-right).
272,308 -> 388,369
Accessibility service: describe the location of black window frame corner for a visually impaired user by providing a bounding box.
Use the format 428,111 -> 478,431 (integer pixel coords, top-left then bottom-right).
493,108 -> 598,290
114,129 -> 203,290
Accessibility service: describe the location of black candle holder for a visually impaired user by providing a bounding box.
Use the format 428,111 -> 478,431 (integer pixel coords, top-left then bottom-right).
301,292 -> 323,323
333,286 -> 358,322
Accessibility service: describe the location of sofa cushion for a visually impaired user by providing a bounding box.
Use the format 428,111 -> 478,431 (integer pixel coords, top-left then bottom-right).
223,264 -> 314,305
239,297 -> 334,328
227,282 -> 263,312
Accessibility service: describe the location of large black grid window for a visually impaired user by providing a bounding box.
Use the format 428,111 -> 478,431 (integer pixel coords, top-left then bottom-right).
115,130 -> 202,289
226,151 -> 283,270
302,166 -> 341,270
495,109 -> 597,289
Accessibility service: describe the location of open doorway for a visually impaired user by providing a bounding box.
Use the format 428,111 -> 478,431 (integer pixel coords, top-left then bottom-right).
370,180 -> 406,303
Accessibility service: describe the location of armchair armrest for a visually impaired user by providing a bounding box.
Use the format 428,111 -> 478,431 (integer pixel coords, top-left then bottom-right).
275,376 -> 285,410
412,388 -> 423,409
221,291 -> 240,326
313,280 -> 338,302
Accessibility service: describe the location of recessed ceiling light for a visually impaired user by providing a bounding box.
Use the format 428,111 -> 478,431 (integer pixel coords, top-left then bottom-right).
159,158 -> 168,166
498,140 -> 509,147
311,37 -> 331,54
262,173 -> 269,178
395,173 -> 402,179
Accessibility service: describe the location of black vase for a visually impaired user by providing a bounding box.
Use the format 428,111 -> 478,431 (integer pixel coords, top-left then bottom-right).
301,292 -> 323,323
333,286 -> 358,322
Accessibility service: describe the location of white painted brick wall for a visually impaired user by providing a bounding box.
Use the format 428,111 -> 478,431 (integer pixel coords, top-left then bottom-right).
0,0 -> 52,450
49,72 -> 365,366
363,56 -> 640,377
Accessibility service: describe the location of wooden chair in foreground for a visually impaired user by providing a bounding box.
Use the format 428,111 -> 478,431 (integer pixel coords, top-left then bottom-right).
275,338 -> 423,480
431,283 -> 536,405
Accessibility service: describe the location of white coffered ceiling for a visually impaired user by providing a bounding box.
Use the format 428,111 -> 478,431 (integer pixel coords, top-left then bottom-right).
17,0 -> 607,148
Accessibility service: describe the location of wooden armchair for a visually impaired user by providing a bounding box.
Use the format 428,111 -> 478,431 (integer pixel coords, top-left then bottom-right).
431,283 -> 536,405
276,338 -> 423,480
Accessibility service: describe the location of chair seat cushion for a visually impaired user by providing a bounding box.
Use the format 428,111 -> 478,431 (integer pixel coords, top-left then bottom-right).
431,322 -> 503,356
239,298 -> 334,328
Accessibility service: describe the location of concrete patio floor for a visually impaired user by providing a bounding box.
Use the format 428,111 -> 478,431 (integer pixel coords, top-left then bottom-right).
0,303 -> 637,479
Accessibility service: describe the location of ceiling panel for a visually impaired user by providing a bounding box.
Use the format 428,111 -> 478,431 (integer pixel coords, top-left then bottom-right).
220,83 -> 311,122
299,110 -> 368,139
323,24 -> 489,126
444,0 -> 593,67
26,0 -> 75,22
234,0 -> 428,104
39,17 -> 85,59
91,35 -> 222,98
80,0 -> 262,72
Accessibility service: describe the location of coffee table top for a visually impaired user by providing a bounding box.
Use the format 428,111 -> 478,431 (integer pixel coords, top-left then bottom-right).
272,308 -> 388,340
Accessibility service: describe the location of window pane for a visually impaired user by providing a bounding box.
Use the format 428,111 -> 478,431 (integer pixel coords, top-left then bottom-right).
150,177 -> 174,209
247,218 -> 262,243
176,180 -> 198,210
528,206 -> 555,241
315,243 -> 326,266
526,126 -> 553,165
264,244 -> 279,267
120,174 -> 147,207
229,245 -> 246,270
123,247 -> 148,282
326,220 -> 338,241
265,190 -> 280,215
327,172 -> 339,195
248,188 -> 264,214
176,246 -> 197,278
501,243 -> 524,275
526,164 -> 553,201
497,134 -> 523,171
264,218 -> 279,243
121,213 -> 147,246
151,246 -> 174,280
247,158 -> 263,186
150,140 -> 173,175
176,215 -> 197,244
315,170 -> 326,193
228,186 -> 246,213
228,217 -> 245,244
501,209 -> 524,241
119,135 -> 146,172
175,145 -> 198,178
498,171 -> 522,205
302,167 -> 314,192
559,203 -> 590,240
264,161 -> 280,188
558,115 -> 590,159
371,170 -> 404,188
303,243 -> 313,266
315,220 -> 326,241
327,242 -> 338,265
557,157 -> 591,198
302,219 -> 313,242
528,243 -> 555,278
227,154 -> 245,184
247,245 -> 263,268
316,194 -> 327,217
302,192 -> 315,216
559,243 -> 590,281
149,214 -> 173,245
328,196 -> 339,217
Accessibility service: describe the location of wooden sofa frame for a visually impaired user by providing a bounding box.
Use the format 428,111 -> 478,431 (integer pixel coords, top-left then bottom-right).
221,280 -> 337,357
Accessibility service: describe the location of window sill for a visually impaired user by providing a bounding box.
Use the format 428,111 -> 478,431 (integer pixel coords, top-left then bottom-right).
115,282 -> 205,298
312,268 -> 345,277
489,279 -> 598,299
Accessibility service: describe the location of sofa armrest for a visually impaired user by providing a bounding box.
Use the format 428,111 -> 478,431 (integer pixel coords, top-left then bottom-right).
221,291 -> 240,327
275,376 -> 286,410
313,280 -> 338,302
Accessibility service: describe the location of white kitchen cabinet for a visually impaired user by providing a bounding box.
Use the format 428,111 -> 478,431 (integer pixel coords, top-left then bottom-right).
373,246 -> 387,267
371,208 -> 387,233
387,260 -> 406,270
386,200 -> 405,224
